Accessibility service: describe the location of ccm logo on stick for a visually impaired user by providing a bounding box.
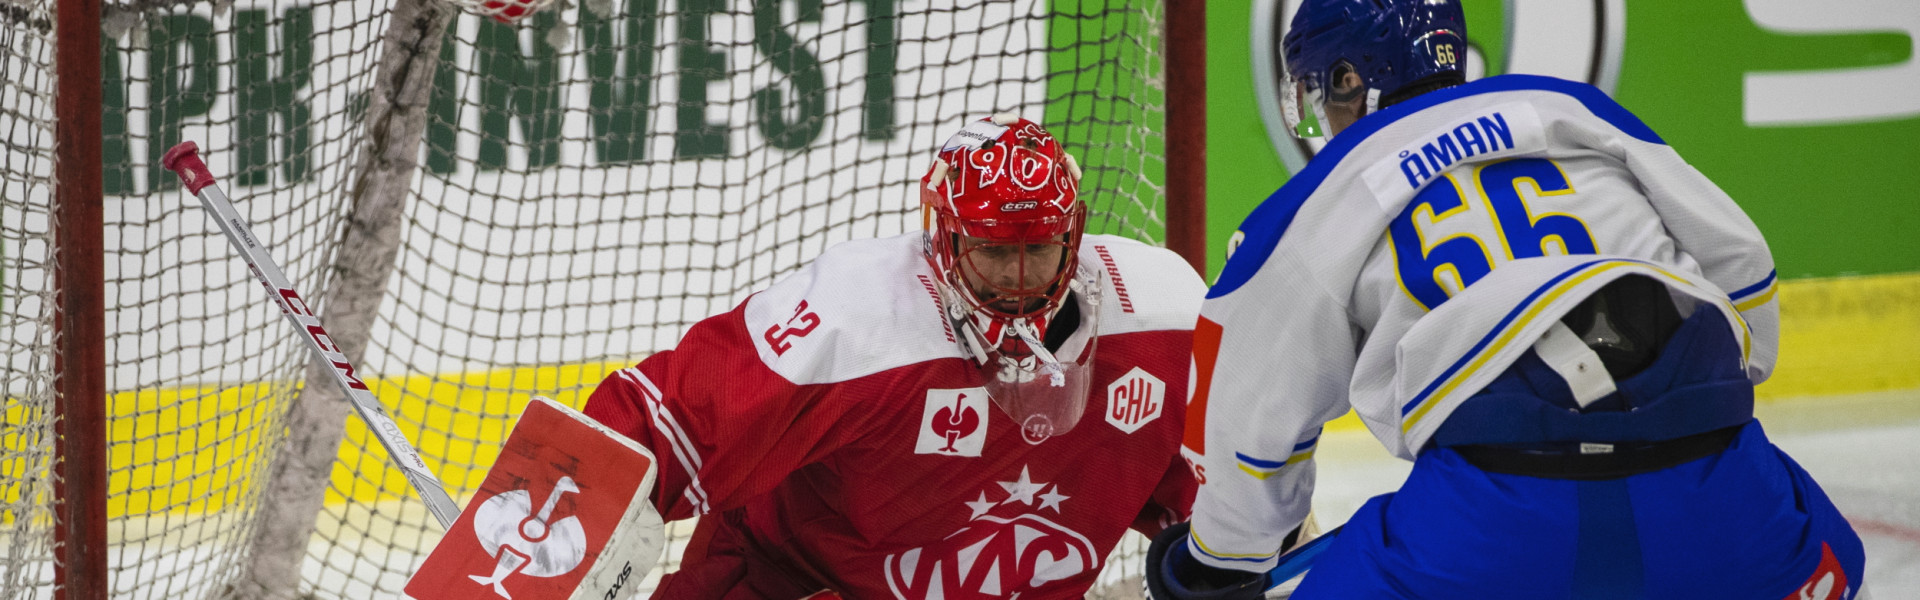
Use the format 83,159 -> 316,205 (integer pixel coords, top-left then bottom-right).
280,287 -> 371,391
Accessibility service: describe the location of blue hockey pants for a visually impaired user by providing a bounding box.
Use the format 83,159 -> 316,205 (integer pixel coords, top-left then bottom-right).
1291,420 -> 1863,599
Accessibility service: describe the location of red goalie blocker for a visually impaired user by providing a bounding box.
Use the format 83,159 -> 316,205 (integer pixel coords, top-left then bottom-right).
407,397 -> 664,600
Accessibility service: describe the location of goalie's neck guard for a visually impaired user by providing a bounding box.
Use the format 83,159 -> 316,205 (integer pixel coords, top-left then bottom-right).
931,259 -> 1105,445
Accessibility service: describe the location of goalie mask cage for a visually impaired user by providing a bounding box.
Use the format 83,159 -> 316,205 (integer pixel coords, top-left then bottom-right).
1,0 -> 1204,596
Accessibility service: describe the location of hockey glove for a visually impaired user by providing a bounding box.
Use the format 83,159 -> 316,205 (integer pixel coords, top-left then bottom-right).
1143,522 -> 1267,600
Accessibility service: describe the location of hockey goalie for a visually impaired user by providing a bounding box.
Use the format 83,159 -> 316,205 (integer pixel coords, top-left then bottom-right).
414,115 -> 1205,599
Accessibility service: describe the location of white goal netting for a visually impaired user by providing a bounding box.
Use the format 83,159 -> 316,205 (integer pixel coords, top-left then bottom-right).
1,0 -> 1169,597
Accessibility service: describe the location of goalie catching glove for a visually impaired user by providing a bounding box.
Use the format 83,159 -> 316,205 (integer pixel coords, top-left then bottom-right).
407,397 -> 665,600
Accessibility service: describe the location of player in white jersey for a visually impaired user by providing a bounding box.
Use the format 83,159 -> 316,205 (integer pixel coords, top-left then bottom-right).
1144,0 -> 1866,598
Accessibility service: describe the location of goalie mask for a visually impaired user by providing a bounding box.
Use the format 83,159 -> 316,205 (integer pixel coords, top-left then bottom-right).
921,114 -> 1099,444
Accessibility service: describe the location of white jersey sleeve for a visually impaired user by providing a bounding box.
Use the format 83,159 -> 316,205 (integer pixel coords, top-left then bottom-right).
1183,74 -> 1778,571
1623,140 -> 1779,382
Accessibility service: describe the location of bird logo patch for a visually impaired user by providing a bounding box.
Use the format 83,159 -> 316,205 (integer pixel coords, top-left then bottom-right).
468,476 -> 588,597
406,398 -> 660,600
917,387 -> 989,457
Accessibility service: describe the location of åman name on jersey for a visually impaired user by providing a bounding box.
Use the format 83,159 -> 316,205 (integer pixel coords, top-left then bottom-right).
1364,102 -> 1547,206
1398,112 -> 1514,189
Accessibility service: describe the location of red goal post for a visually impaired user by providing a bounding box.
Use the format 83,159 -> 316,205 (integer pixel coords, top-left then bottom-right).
8,0 -> 1205,597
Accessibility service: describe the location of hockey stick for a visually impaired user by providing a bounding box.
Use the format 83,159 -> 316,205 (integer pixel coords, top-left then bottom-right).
1263,525 -> 1339,595
161,141 -> 462,530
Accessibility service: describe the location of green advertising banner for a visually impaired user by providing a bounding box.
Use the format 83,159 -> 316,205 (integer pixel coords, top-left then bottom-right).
1209,0 -> 1920,280
1208,0 -> 1920,399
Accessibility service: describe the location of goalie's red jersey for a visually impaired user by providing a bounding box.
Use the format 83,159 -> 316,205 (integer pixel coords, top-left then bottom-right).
583,233 -> 1203,600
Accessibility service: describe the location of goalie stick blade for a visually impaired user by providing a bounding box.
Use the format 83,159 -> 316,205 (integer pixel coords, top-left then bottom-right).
407,470 -> 465,531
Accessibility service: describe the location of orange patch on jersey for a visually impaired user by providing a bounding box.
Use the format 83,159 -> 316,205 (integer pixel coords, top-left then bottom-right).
1184,317 -> 1223,455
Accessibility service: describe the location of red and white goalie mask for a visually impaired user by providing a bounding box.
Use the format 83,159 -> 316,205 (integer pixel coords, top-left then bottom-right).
921,114 -> 1101,443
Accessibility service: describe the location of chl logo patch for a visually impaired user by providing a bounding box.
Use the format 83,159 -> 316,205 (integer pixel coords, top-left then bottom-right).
1105,367 -> 1164,434
917,388 -> 989,457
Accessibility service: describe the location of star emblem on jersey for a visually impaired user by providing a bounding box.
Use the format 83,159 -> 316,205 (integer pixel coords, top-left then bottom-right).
964,466 -> 1072,518
964,492 -> 997,520
882,465 -> 1097,599
996,466 -> 1067,512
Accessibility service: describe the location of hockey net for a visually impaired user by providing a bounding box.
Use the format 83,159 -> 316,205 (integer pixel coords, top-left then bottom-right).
1,0 -> 1175,597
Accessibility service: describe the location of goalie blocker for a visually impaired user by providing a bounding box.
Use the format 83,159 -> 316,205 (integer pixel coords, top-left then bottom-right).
407,398 -> 665,600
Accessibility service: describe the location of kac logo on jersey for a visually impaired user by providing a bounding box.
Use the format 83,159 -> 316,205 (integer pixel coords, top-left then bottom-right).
469,476 -> 588,598
883,466 -> 1097,599
1105,367 -> 1164,434
917,387 -> 990,457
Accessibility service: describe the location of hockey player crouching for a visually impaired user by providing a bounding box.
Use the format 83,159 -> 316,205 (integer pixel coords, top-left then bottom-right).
583,115 -> 1204,598
1148,0 -> 1866,598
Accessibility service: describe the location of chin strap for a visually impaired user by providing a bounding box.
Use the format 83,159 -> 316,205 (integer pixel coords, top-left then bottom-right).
929,262 -> 1104,381
932,278 -> 997,366
932,276 -> 1061,367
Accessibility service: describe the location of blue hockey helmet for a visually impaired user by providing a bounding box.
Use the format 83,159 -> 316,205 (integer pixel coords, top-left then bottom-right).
1279,0 -> 1466,137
